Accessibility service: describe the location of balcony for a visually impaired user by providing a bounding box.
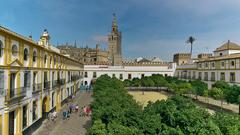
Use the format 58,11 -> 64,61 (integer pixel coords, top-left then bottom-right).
43,81 -> 50,92
59,79 -> 66,86
6,87 -> 27,104
52,80 -> 60,89
33,83 -> 42,94
71,75 -> 81,82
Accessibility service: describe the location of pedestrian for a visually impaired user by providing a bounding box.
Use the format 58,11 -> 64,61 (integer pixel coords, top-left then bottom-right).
75,104 -> 79,112
83,106 -> 87,117
67,109 -> 71,118
69,104 -> 72,113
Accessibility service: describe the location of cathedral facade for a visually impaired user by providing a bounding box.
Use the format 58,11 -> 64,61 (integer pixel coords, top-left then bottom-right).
58,14 -> 123,65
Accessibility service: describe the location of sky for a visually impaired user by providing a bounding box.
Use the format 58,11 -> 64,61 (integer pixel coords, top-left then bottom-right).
1,0 -> 240,61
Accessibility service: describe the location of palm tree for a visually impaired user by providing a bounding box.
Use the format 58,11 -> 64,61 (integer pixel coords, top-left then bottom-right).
186,36 -> 196,58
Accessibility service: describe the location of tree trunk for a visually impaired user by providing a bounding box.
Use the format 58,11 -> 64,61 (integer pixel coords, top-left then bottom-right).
190,43 -> 193,58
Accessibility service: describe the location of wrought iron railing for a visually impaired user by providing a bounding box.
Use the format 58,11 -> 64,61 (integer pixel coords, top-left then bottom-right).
6,87 -> 26,102
33,83 -> 42,94
52,80 -> 60,89
43,81 -> 50,92
59,79 -> 66,86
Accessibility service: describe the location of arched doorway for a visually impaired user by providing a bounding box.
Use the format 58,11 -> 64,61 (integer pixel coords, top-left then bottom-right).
42,96 -> 48,119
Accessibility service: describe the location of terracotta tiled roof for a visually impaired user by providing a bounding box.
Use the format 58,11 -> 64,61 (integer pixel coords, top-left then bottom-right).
214,40 -> 240,52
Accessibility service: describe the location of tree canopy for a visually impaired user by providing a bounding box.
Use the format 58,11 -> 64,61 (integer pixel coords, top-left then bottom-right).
87,75 -> 240,135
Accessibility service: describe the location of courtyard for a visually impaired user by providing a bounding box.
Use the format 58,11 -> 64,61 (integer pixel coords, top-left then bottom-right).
33,91 -> 93,135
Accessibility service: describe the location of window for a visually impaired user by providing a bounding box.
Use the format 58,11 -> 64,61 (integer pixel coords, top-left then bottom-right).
220,72 -> 225,81
0,40 -> 3,57
128,74 -> 132,80
221,61 -> 225,67
0,71 -> 4,96
44,72 -> 48,89
12,45 -> 18,56
141,74 -> 145,78
33,51 -> 37,62
188,71 -> 191,79
23,105 -> 27,128
198,72 -> 202,80
112,74 -> 115,78
24,71 -> 30,88
204,72 -> 208,81
211,72 -> 215,81
119,74 -> 123,80
231,61 -> 235,66
84,72 -> 88,78
230,72 -> 235,82
68,71 -> 71,82
211,62 -> 215,68
32,100 -> 37,121
10,73 -> 16,98
192,71 -> 196,79
205,63 -> 208,68
50,56 -> 52,65
23,48 -> 28,61
93,72 -> 97,78
198,63 -> 202,68
220,53 -> 223,56
33,72 -> 37,91
44,55 -> 47,64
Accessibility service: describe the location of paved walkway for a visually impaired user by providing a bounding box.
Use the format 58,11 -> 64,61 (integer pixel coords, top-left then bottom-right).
186,94 -> 239,114
33,91 -> 93,135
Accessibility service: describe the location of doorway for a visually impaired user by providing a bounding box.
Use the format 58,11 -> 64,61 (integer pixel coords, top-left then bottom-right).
9,111 -> 15,135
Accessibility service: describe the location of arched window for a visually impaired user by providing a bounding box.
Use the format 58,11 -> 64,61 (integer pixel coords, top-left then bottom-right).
0,40 -> 3,57
54,57 -> 56,65
12,45 -> 18,56
23,48 -> 28,61
50,56 -> 52,65
33,51 -> 37,62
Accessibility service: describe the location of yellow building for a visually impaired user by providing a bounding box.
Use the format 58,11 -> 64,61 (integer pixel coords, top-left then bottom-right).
0,27 -> 83,135
175,40 -> 240,88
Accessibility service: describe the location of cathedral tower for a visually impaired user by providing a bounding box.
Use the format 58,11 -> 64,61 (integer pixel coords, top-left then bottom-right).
108,14 -> 122,66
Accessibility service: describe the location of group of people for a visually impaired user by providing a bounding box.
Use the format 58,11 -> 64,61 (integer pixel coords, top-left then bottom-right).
79,106 -> 92,117
62,103 -> 79,119
62,104 -> 92,119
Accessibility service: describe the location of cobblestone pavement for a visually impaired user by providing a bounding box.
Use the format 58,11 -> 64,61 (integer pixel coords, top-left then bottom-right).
33,91 -> 93,135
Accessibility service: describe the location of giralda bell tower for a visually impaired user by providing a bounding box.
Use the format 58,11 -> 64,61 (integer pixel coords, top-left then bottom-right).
108,13 -> 122,66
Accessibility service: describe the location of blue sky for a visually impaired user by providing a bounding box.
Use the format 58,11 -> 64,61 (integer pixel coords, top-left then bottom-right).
1,0 -> 240,61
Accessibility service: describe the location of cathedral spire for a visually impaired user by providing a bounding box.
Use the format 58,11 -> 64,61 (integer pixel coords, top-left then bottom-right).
112,13 -> 118,32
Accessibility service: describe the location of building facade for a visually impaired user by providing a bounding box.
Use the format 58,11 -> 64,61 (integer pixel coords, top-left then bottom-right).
173,53 -> 191,65
83,61 -> 176,86
57,44 -> 108,63
175,41 -> 240,88
0,27 -> 83,135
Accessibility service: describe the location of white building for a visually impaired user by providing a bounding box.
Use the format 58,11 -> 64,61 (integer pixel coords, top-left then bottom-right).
83,62 -> 176,85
